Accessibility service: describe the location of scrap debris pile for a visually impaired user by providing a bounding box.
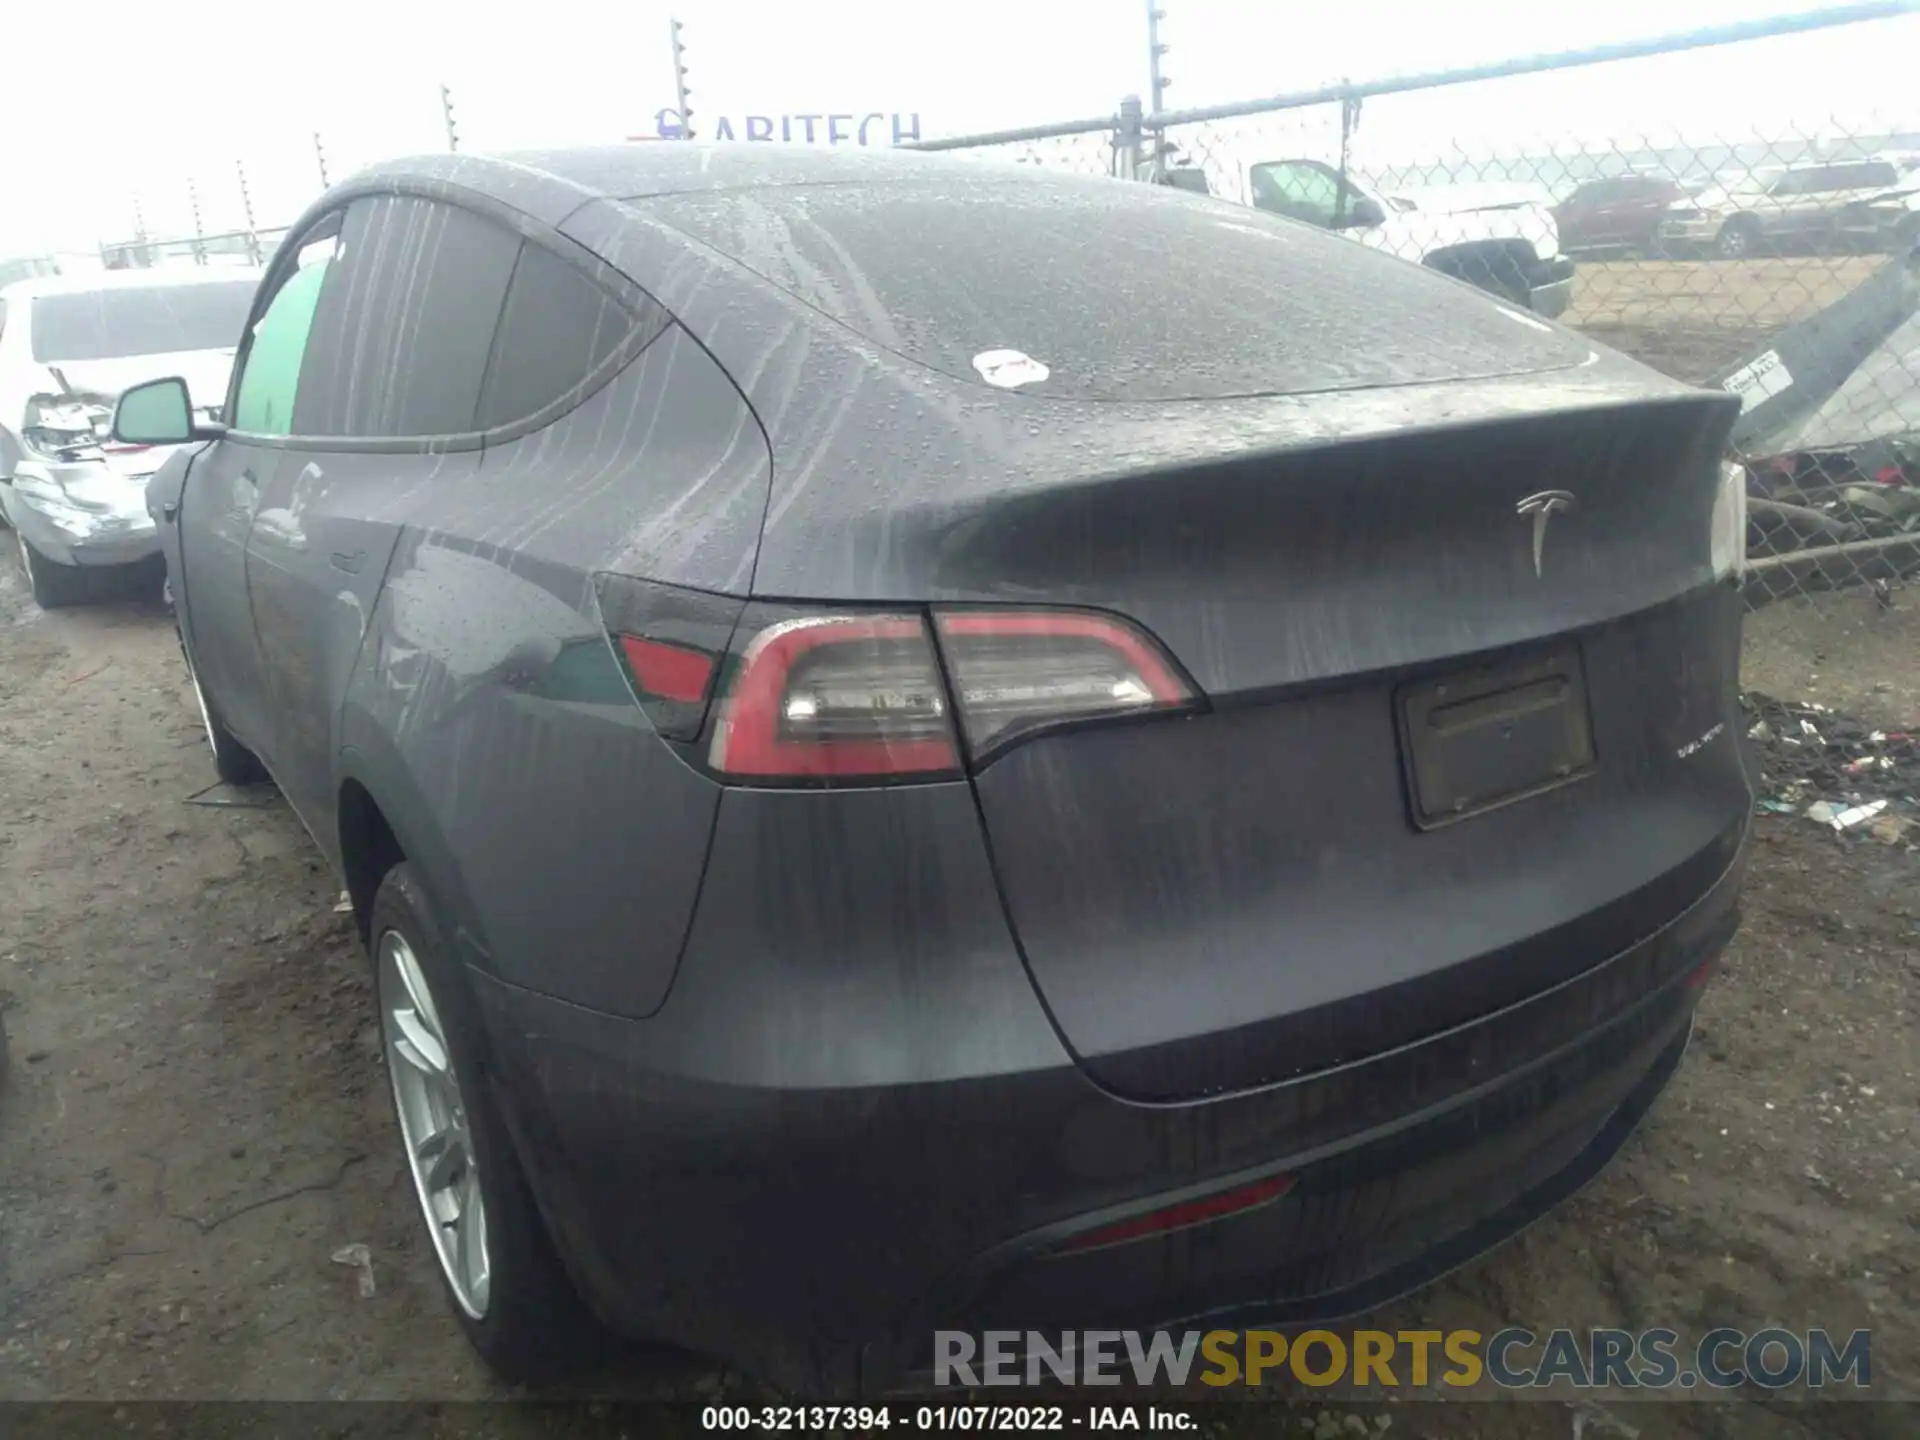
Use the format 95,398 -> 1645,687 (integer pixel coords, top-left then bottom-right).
1747,463 -> 1920,559
1742,691 -> 1919,845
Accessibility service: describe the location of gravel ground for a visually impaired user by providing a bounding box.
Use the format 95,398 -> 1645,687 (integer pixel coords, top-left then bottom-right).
0,575 -> 1915,1435
1565,255 -> 1885,385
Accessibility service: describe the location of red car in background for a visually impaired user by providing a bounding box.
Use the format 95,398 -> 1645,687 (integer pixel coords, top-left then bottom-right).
1555,174 -> 1692,256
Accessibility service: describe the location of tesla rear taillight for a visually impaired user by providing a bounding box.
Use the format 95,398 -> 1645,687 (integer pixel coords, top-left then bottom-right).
594,574 -> 744,740
618,635 -> 714,704
708,614 -> 963,780
595,575 -> 1199,784
933,609 -> 1196,762
703,605 -> 1199,783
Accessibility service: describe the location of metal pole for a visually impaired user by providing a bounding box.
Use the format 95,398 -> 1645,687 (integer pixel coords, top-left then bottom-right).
187,178 -> 206,266
670,17 -> 693,139
314,131 -> 331,188
237,159 -> 260,264
904,112 -> 1119,152
1117,95 -> 1146,181
1146,4 -> 1170,115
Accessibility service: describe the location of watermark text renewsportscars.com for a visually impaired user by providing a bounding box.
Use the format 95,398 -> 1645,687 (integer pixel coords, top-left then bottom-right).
934,1328 -> 1872,1391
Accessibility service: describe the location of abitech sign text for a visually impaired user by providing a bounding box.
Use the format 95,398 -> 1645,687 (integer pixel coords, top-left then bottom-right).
653,109 -> 922,144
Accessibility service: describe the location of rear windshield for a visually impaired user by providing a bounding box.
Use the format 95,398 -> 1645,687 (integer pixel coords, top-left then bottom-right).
30,280 -> 258,363
645,178 -> 1583,402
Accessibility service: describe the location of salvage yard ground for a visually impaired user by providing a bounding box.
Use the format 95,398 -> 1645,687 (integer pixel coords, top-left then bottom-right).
0,563 -> 1914,1438
1568,255 -> 1885,385
1,253 -> 1917,1436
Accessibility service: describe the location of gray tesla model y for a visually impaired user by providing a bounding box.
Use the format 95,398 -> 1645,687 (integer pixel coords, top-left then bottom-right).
114,143 -> 1753,1392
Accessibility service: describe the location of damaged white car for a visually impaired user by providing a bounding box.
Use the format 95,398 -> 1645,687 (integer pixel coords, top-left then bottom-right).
0,268 -> 260,607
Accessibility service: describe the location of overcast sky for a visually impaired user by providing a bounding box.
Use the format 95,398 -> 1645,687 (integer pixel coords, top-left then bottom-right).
3,0 -> 1913,257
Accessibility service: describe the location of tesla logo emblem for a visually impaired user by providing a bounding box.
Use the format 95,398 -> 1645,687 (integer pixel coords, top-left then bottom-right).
1516,490 -> 1575,577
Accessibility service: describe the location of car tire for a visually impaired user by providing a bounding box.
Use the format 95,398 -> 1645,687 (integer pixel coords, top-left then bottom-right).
15,532 -> 93,609
370,863 -> 612,1384
1714,217 -> 1761,260
178,633 -> 270,786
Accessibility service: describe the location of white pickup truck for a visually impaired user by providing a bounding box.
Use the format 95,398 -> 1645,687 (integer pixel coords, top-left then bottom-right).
1157,154 -> 1577,319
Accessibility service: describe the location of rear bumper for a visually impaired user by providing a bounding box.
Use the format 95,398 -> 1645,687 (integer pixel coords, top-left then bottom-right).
1525,256 -> 1576,319
883,1006 -> 1697,1392
467,802 -> 1745,1394
10,494 -> 160,568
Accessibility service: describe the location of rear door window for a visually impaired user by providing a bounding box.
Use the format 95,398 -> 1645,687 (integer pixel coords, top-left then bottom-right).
475,242 -> 661,431
293,196 -> 519,438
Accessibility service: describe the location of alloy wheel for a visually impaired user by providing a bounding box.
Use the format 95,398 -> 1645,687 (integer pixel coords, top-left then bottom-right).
378,928 -> 492,1319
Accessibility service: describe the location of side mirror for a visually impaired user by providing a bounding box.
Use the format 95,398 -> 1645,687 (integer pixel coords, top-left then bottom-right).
113,376 -> 222,446
1335,196 -> 1388,229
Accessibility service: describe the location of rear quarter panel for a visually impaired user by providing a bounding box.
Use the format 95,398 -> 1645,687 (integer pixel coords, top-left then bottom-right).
339,325 -> 774,1017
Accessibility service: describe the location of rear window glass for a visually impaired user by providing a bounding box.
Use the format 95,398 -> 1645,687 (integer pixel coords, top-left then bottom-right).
30,280 -> 258,363
645,178 -> 1582,401
476,242 -> 652,431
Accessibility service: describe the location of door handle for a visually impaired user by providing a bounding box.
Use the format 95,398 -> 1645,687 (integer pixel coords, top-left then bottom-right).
330,551 -> 366,575
160,500 -> 179,522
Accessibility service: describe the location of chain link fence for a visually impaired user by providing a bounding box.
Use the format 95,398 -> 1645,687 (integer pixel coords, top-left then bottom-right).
1151,125 -> 1920,619
908,31 -> 1920,704
67,10 -> 1920,666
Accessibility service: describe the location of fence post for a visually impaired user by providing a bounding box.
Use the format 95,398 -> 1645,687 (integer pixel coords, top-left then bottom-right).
1116,94 -> 1145,180
187,178 -> 206,266
237,160 -> 262,266
1335,88 -> 1362,223
670,16 -> 694,140
1146,3 -> 1171,115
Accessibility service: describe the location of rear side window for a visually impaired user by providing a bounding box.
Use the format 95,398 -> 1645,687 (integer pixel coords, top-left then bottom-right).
294,196 -> 519,437
476,242 -> 655,431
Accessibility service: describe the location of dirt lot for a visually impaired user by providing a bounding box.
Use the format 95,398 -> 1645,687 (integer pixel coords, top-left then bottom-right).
0,561 -> 1917,1438
1566,256 -> 1885,384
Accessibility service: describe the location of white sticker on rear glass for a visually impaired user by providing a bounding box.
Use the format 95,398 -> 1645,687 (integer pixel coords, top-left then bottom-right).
972,349 -> 1050,389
